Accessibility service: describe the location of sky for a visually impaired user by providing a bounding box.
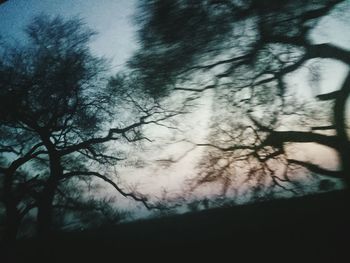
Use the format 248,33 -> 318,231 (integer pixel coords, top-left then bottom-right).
0,0 -> 213,217
0,0 -> 138,69
1,0 -> 350,219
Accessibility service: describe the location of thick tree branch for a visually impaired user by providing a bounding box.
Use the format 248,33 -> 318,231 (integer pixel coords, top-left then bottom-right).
174,84 -> 216,92
264,131 -> 340,150
196,143 -> 256,152
308,43 -> 350,65
299,0 -> 344,23
4,142 -> 46,174
311,125 -> 335,131
317,91 -> 339,101
182,54 -> 250,72
288,159 -> 343,178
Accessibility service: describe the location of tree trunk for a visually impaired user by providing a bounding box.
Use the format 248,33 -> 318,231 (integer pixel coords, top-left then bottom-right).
36,187 -> 56,239
2,201 -> 22,263
36,133 -> 62,239
2,202 -> 21,243
36,162 -> 60,239
333,72 -> 350,189
2,167 -> 21,243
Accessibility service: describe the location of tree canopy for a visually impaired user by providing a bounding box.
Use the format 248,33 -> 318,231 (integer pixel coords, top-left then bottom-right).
130,0 -> 350,195
0,15 -> 176,241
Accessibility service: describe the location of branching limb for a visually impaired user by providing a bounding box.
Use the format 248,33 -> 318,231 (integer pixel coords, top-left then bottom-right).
288,159 -> 343,179
62,171 -> 159,210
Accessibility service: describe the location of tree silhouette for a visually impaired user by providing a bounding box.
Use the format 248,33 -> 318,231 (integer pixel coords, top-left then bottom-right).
0,15 -> 176,240
0,125 -> 43,242
130,0 -> 350,195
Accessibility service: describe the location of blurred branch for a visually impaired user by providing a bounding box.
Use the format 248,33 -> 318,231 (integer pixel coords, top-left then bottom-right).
288,159 -> 343,178
311,125 -> 335,131
62,171 -> 158,210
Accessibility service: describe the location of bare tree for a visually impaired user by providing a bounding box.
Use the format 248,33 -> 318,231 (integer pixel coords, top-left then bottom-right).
192,96 -> 336,200
130,0 -> 350,197
0,126 -> 44,242
0,15 -> 177,240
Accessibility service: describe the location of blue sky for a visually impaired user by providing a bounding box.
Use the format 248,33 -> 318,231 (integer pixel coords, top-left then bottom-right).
0,0 -> 137,68
1,0 -> 349,91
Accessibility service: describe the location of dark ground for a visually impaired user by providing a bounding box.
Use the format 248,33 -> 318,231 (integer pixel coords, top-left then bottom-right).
3,190 -> 350,262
